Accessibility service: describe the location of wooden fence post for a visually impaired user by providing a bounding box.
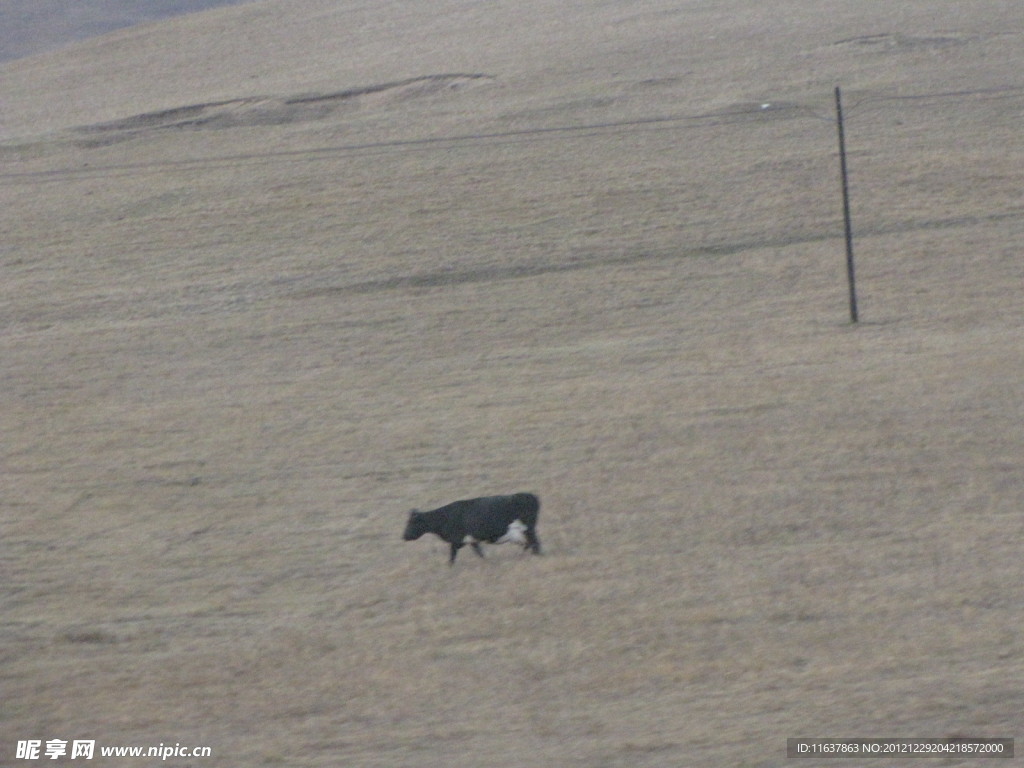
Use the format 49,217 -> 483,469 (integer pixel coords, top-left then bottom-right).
835,86 -> 859,323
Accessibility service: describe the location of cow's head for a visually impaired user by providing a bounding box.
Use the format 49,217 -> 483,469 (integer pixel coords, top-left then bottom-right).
403,509 -> 428,541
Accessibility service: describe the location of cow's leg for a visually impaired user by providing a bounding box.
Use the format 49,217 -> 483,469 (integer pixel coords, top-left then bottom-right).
471,542 -> 485,558
449,542 -> 461,564
525,528 -> 542,555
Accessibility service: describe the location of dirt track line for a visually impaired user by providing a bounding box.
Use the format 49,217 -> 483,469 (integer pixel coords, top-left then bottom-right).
0,105 -> 799,184
5,84 -> 1021,183
295,210 -> 1022,298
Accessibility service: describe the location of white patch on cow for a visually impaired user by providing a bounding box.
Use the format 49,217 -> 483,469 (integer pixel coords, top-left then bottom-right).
496,519 -> 527,545
463,534 -> 479,544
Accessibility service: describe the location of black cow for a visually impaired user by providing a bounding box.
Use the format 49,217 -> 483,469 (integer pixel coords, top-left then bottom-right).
403,493 -> 542,564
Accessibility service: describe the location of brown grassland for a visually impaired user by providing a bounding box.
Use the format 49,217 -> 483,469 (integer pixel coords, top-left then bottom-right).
2,1 -> 1023,765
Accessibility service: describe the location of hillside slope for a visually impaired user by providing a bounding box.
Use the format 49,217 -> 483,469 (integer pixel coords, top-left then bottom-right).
3,1 -> 1023,766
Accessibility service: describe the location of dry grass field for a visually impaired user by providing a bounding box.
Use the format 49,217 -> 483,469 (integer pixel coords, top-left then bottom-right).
2,1 -> 1023,766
